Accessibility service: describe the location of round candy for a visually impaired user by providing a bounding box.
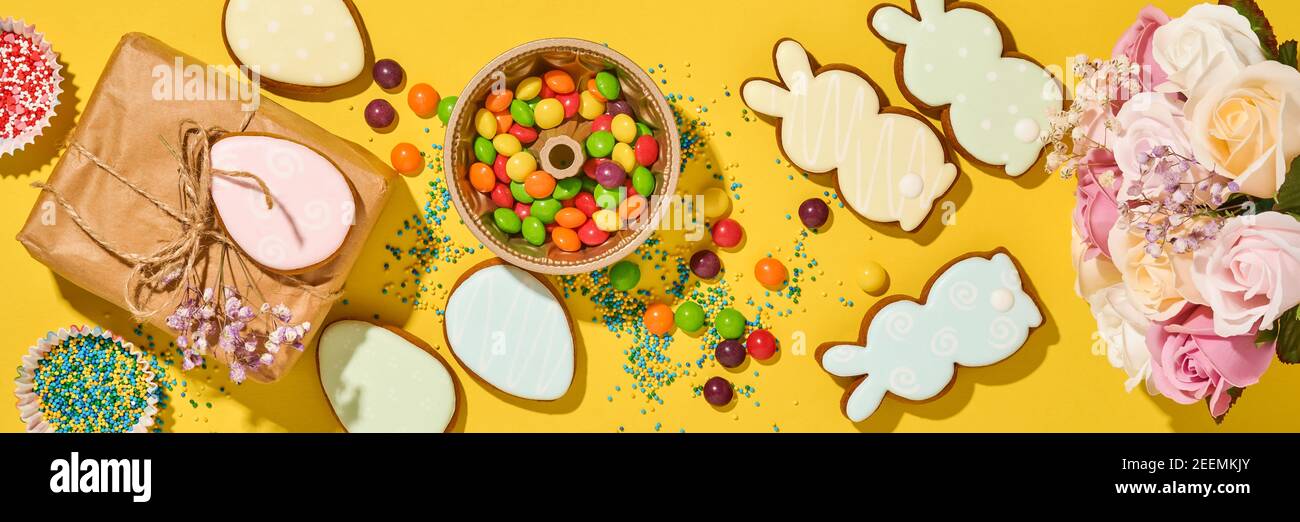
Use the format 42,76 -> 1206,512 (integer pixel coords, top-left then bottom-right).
543,70 -> 575,94
485,89 -> 513,113
857,260 -> 889,294
746,329 -> 778,360
555,207 -> 587,229
516,76 -> 543,101
754,258 -> 788,287
689,250 -> 721,279
586,131 -> 616,158
436,95 -> 458,125
552,227 -> 581,252
530,198 -> 562,224
364,99 -> 396,128
714,308 -> 746,340
469,162 -> 495,192
631,166 -> 655,196
520,216 -> 546,246
552,177 -> 582,200
611,114 -> 637,143
509,99 -> 535,128
711,218 -> 743,248
509,181 -> 534,204
492,133 -> 521,156
703,376 -> 733,406
407,83 -> 440,118
505,152 -> 536,182
798,198 -> 830,228
634,135 -> 659,166
675,301 -> 706,332
492,207 -> 522,234
372,59 -> 404,89
611,143 -> 637,172
595,71 -> 621,101
577,219 -> 610,245
579,90 -> 606,120
644,303 -> 674,335
592,208 -> 620,232
609,260 -> 640,291
534,98 -> 564,129
714,340 -> 746,368
524,171 -> 557,199
390,142 -> 422,175
557,92 -> 581,118
473,136 -> 497,164
490,183 -> 514,208
594,160 -> 626,189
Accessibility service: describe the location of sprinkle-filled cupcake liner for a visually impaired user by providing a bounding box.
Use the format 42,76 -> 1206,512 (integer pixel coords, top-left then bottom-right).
0,18 -> 63,157
14,326 -> 159,433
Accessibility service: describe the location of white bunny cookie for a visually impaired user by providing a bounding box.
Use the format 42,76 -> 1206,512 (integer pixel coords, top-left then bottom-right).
742,39 -> 957,232
870,0 -> 1063,176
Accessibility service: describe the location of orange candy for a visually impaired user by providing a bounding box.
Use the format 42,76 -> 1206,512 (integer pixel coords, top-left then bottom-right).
644,303 -> 674,335
407,83 -> 440,118
754,258 -> 788,287
485,89 -> 514,113
390,142 -> 423,175
551,227 -> 581,252
555,207 -> 587,229
585,78 -> 607,102
468,162 -> 496,193
543,70 -> 575,94
523,171 -> 557,199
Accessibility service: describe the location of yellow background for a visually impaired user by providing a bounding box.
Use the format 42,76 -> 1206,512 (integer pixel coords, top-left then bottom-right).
3,0 -> 1298,433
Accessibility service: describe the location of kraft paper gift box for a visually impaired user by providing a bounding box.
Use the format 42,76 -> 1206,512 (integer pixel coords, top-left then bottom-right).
16,33 -> 394,383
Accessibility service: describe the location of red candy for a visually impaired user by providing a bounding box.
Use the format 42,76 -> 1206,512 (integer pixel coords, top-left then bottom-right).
514,202 -> 531,220
591,114 -> 613,133
746,329 -> 778,360
573,192 -> 599,216
557,92 -> 580,118
577,219 -> 610,246
711,218 -> 743,248
492,154 -> 510,183
490,183 -> 515,208
634,135 -> 659,166
508,123 -> 538,144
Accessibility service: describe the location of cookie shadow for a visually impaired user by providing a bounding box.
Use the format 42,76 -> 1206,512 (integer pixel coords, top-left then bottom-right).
0,57 -> 79,178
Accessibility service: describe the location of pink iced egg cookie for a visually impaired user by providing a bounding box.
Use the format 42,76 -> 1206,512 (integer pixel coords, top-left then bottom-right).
210,135 -> 354,272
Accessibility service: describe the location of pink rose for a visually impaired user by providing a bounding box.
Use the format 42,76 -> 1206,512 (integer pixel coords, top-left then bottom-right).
1147,305 -> 1273,417
1072,149 -> 1120,259
1192,212 -> 1300,336
1113,5 -> 1171,95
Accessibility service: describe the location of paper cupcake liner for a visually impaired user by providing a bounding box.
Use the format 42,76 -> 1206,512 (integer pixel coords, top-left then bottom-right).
0,18 -> 64,157
14,325 -> 159,433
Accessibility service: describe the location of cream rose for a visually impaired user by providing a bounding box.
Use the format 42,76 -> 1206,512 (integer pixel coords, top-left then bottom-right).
1152,4 -> 1265,96
1185,60 -> 1300,199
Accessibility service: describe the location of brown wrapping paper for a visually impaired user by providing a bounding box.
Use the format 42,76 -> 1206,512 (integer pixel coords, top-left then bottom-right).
15,33 -> 394,383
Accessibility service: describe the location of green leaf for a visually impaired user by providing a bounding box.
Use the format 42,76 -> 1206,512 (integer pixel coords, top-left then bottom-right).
1275,155 -> 1300,211
1276,308 -> 1300,364
1278,40 -> 1299,68
1220,0 -> 1280,58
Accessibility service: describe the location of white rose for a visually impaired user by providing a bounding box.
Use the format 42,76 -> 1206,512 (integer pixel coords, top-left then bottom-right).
1087,284 -> 1155,394
1152,4 -> 1265,96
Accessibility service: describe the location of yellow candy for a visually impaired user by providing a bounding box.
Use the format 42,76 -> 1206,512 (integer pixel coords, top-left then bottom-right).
857,261 -> 889,294
611,142 -> 636,172
534,98 -> 565,129
493,133 -> 522,156
702,187 -> 730,219
505,152 -> 537,182
516,76 -> 543,101
475,108 -> 497,138
579,90 -> 606,120
592,208 -> 621,232
611,114 -> 637,143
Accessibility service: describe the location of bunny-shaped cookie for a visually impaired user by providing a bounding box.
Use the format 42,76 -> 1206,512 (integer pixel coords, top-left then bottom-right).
870,0 -> 1062,176
818,250 -> 1042,422
742,39 -> 956,232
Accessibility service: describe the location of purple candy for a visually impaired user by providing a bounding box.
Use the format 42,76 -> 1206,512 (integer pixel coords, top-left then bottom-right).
703,376 -> 734,406
714,340 -> 746,368
605,100 -> 634,118
689,250 -> 721,279
594,160 -> 626,189
364,99 -> 396,128
372,59 -> 405,90
798,198 -> 830,228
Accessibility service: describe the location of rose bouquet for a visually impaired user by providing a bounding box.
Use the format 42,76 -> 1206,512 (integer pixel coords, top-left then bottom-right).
1052,1 -> 1300,419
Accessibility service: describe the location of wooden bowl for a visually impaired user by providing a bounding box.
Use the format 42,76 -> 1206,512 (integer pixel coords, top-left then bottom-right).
443,38 -> 681,275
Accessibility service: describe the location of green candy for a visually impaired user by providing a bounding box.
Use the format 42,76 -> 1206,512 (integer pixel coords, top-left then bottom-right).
581,177 -> 598,192
674,301 -> 706,332
552,177 -> 582,200
636,122 -> 653,137
530,198 -> 562,224
492,208 -> 522,234
474,136 -> 497,164
510,99 -> 535,127
592,184 -> 623,210
595,71 -> 621,100
609,260 -> 641,291
632,166 -> 655,196
586,131 -> 616,158
510,181 -> 534,204
521,216 -> 546,246
436,95 -> 458,125
714,308 -> 746,339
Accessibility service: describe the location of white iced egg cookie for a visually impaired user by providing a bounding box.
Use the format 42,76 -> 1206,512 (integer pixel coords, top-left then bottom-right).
444,262 -> 575,401
318,321 -> 457,433
210,135 -> 354,272
223,0 -> 367,89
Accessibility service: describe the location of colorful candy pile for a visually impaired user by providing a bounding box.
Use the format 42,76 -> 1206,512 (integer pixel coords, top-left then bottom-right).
466,68 -> 662,252
30,331 -> 159,432
0,28 -> 59,141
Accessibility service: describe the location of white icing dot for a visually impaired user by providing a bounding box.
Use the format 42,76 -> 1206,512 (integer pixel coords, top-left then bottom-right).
990,288 -> 1015,312
956,93 -> 967,103
1008,105 -> 1019,115
267,20 -> 281,33
957,47 -> 968,58
301,4 -> 315,15
980,119 -> 992,130
296,48 -> 310,60
924,63 -> 934,73
1014,118 -> 1040,143
986,71 -> 998,82
324,31 -> 337,42
899,174 -> 924,199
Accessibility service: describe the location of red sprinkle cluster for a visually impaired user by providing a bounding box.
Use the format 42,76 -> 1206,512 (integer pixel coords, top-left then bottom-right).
1,30 -> 57,140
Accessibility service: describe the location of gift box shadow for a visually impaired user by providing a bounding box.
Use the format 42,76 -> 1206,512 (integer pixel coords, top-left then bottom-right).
0,56 -> 79,178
